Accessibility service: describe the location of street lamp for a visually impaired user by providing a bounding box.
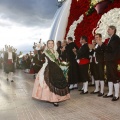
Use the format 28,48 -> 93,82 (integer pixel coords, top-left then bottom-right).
57,0 -> 66,8
58,0 -> 65,2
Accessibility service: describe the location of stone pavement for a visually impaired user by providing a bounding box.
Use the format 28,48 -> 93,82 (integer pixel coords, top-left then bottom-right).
0,69 -> 120,120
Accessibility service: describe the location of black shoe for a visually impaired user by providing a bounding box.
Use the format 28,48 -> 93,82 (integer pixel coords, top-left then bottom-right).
98,93 -> 104,97
90,91 -> 99,94
53,103 -> 59,107
11,80 -> 14,82
6,78 -> 9,81
89,84 -> 95,87
103,94 -> 113,98
69,88 -> 74,90
112,97 -> 119,101
74,87 -> 78,89
78,89 -> 83,91
80,91 -> 88,94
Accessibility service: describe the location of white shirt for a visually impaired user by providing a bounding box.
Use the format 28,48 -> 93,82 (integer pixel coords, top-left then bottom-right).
8,52 -> 12,59
93,44 -> 98,64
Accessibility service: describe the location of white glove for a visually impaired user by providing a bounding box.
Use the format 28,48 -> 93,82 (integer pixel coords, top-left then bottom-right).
77,59 -> 79,64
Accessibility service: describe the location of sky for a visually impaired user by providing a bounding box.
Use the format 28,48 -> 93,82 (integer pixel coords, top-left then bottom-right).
0,0 -> 58,54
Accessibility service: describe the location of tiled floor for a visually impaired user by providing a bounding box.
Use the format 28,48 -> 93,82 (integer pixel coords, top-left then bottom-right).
0,69 -> 120,120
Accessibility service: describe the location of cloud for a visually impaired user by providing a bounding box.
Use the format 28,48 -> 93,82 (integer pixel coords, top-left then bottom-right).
0,0 -> 58,54
0,0 -> 58,27
0,17 -> 51,53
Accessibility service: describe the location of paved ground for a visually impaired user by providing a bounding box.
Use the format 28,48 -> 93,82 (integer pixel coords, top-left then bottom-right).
0,69 -> 120,120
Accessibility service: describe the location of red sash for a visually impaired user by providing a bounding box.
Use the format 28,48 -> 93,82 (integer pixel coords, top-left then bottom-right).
79,58 -> 89,65
7,59 -> 12,64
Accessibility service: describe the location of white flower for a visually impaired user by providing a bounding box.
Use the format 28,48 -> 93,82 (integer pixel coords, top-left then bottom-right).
94,8 -> 120,41
66,14 -> 84,41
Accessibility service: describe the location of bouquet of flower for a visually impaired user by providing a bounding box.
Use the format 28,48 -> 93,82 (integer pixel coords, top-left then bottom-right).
59,61 -> 69,81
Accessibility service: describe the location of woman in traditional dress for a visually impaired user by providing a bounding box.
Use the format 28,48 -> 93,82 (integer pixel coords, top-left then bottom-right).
32,40 -> 70,107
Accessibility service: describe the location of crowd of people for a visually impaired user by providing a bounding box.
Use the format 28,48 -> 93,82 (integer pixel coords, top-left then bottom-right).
32,25 -> 120,106
1,25 -> 120,107
20,40 -> 46,77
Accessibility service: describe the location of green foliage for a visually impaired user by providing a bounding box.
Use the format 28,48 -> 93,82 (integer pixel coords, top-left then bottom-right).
86,3 -> 95,16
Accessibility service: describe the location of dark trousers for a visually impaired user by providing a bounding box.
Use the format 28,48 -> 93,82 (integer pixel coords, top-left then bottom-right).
79,63 -> 89,82
33,65 -> 41,74
106,61 -> 119,83
90,62 -> 94,76
68,61 -> 79,84
93,62 -> 104,80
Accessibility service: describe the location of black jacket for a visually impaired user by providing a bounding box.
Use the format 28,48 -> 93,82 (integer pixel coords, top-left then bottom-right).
94,43 -> 105,62
77,43 -> 89,59
104,34 -> 120,61
66,42 -> 78,62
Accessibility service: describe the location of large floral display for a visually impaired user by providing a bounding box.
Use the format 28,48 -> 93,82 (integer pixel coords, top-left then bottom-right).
65,0 -> 120,46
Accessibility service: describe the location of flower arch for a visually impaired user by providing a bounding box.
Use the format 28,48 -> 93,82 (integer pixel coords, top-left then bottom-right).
65,0 -> 120,47
66,14 -> 84,41
95,8 -> 120,41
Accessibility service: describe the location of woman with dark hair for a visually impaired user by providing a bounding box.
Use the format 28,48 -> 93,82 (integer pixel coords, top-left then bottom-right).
32,40 -> 70,107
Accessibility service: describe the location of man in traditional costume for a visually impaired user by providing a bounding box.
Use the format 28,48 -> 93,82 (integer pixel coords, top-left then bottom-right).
4,46 -> 16,82
90,33 -> 105,96
66,37 -> 79,90
89,39 -> 96,86
73,36 -> 90,94
103,25 -> 120,101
